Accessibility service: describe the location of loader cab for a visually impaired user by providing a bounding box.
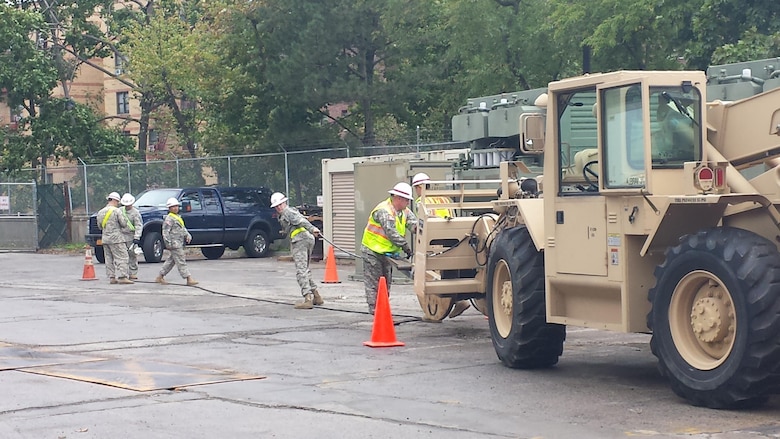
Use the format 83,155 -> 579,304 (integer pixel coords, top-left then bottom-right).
544,72 -> 707,328
555,75 -> 703,196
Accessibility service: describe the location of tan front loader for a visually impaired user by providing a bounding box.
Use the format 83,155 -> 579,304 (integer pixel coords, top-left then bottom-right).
418,63 -> 780,409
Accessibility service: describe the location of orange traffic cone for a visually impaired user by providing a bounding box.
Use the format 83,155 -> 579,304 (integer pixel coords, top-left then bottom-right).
363,276 -> 404,348
323,245 -> 341,283
81,246 -> 98,281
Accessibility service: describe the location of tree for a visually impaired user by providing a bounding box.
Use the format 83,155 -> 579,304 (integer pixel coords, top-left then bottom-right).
546,0 -> 699,72
710,28 -> 780,65
0,4 -> 133,178
117,0 -> 209,158
689,0 -> 780,68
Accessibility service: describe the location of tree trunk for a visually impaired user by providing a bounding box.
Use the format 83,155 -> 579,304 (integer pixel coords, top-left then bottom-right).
361,49 -> 376,146
137,92 -> 154,157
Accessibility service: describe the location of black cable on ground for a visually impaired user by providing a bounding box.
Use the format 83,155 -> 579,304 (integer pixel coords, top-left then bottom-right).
133,280 -> 425,325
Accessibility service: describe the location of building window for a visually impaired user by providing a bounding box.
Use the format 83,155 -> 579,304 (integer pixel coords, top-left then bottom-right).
117,92 -> 129,114
114,55 -> 126,75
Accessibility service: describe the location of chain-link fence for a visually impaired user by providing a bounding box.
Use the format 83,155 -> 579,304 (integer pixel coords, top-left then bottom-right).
0,138 -> 469,217
29,148 -> 349,215
0,181 -> 38,250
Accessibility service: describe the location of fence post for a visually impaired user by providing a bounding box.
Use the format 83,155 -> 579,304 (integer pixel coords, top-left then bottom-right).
78,158 -> 89,213
32,180 -> 39,249
279,144 -> 290,200
127,160 -> 132,194
227,156 -> 232,186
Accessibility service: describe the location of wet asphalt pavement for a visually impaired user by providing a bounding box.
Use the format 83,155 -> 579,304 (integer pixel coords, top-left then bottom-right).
2,250 -> 780,438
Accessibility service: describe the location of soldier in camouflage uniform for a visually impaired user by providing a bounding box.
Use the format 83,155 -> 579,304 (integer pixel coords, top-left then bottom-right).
120,193 -> 143,280
361,182 -> 417,314
97,192 -> 133,284
270,192 -> 324,309
155,197 -> 198,286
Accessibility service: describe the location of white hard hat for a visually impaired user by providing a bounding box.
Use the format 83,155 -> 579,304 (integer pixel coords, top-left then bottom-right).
411,172 -> 431,187
106,191 -> 121,201
388,182 -> 413,200
120,193 -> 135,206
165,197 -> 181,208
270,192 -> 288,208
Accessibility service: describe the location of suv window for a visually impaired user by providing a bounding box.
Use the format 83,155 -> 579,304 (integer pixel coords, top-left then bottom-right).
202,189 -> 222,214
222,188 -> 263,212
256,189 -> 272,209
181,190 -> 202,211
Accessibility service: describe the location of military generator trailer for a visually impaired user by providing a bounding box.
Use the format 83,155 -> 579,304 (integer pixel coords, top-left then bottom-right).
414,63 -> 780,408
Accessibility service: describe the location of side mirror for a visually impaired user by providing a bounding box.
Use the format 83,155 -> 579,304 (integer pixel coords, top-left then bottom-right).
520,113 -> 545,153
181,200 -> 192,212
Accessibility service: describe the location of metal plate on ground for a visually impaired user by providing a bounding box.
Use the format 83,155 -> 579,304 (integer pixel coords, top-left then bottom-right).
0,346 -> 105,370
19,359 -> 266,391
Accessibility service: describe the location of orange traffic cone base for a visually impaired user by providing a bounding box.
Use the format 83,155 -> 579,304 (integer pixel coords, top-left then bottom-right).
323,245 -> 341,283
363,276 -> 404,348
363,340 -> 405,348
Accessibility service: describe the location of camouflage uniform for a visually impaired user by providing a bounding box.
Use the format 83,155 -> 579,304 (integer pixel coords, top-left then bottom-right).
121,206 -> 143,278
361,199 -> 417,313
159,212 -> 192,279
278,205 -> 319,297
97,203 -> 130,280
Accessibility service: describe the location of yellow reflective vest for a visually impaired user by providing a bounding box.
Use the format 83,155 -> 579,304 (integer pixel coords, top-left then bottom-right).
416,196 -> 454,219
362,198 -> 408,254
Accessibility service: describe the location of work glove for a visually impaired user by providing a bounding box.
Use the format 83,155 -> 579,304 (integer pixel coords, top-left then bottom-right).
133,239 -> 141,246
402,245 -> 413,259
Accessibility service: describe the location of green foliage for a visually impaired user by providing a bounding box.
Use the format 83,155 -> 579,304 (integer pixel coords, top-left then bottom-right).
690,0 -> 780,69
119,4 -> 207,158
0,3 -> 134,176
711,28 -> 780,64
1,98 -> 135,174
0,6 -> 58,108
5,0 -> 780,184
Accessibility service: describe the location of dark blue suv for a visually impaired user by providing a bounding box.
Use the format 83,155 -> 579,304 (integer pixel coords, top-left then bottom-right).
86,187 -> 283,263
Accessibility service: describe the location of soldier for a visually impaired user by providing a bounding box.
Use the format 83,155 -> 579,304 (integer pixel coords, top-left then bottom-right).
120,193 -> 143,280
96,191 -> 132,284
361,182 -> 417,315
270,192 -> 324,309
155,197 -> 198,286
411,173 -> 471,319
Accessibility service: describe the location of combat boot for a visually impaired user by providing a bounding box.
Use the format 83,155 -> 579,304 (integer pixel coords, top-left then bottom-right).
295,294 -> 314,309
129,274 -> 138,280
155,275 -> 168,285
117,277 -> 134,285
186,276 -> 199,286
312,290 -> 324,306
109,277 -> 117,285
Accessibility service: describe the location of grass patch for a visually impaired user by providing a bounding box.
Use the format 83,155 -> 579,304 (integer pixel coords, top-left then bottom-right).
50,242 -> 89,251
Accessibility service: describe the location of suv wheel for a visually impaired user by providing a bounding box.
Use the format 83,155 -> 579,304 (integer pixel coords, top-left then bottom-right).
244,229 -> 270,258
143,232 -> 164,263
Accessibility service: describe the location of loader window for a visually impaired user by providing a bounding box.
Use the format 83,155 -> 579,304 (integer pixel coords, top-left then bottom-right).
650,87 -> 701,166
602,84 -> 646,189
556,87 -> 599,195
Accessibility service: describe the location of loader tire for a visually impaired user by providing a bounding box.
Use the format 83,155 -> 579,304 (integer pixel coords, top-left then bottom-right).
648,227 -> 780,409
486,226 -> 565,368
